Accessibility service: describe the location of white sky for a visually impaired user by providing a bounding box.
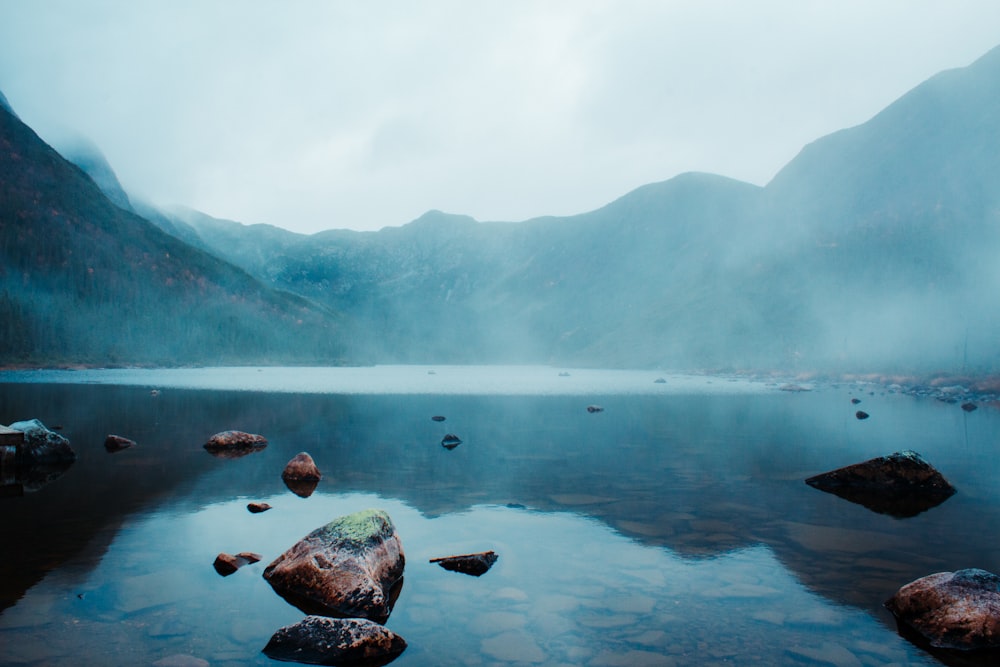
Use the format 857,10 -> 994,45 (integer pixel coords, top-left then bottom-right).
1,1 -> 998,234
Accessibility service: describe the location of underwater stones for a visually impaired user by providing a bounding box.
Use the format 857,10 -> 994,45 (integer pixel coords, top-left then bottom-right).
431,415 -> 446,422
430,551 -> 498,577
441,434 -> 462,450
263,509 -> 405,622
961,402 -> 978,412
262,616 -> 407,666
282,452 -> 322,497
247,502 -> 272,513
851,398 -> 862,404
805,450 -> 956,517
213,551 -> 262,576
203,430 -> 267,458
885,568 -> 1000,650
855,410 -> 870,420
586,405 -> 604,413
104,434 -> 135,452
7,419 -> 76,464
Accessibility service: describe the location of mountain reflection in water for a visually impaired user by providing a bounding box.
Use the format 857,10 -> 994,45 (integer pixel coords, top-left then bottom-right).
1,368 -> 998,666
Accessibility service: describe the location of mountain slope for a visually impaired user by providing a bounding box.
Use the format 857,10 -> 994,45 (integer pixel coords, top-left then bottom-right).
0,94 -> 344,366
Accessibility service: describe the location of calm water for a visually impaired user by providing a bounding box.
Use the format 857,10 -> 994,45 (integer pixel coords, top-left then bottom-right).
1,366 -> 999,666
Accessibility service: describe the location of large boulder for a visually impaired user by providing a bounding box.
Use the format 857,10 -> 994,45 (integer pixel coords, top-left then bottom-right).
282,452 -> 322,497
885,569 -> 1000,651
203,430 -> 267,458
262,616 -> 406,666
7,419 -> 75,464
263,509 -> 405,623
804,450 -> 955,517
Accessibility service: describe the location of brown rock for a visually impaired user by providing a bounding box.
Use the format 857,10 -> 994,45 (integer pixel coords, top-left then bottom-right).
104,434 -> 135,452
203,430 -> 267,458
282,452 -> 321,481
805,450 -> 955,517
262,616 -> 406,666
886,569 -> 1000,650
263,509 -> 405,622
247,502 -> 272,513
213,551 -> 262,576
430,550 -> 498,577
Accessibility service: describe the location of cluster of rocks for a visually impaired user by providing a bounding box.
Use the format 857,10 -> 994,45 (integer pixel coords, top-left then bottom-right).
805,449 -> 999,654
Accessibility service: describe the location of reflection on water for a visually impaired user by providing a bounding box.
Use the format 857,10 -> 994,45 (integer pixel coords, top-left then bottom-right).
1,370 -> 999,665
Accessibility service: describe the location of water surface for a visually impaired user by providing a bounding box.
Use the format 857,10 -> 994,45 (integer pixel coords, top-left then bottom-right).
1,367 -> 998,666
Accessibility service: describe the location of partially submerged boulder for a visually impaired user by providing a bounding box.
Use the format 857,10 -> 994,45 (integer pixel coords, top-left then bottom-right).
8,419 -> 76,464
262,616 -> 406,666
430,551 -> 498,577
805,450 -> 955,517
104,434 -> 135,453
247,502 -> 273,514
263,509 -> 405,622
282,452 -> 321,497
886,568 -> 1000,651
203,430 -> 267,458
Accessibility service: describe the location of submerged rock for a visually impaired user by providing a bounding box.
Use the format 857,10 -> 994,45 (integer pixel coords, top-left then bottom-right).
805,450 -> 956,517
262,616 -> 406,666
263,509 -> 405,622
104,434 -> 135,453
282,452 -> 322,497
886,568 -> 1000,651
851,398 -> 862,405
430,551 -> 498,577
431,415 -> 446,422
8,419 -> 76,464
203,431 -> 267,458
855,410 -> 870,420
586,405 -> 604,413
441,434 -> 462,450
962,402 -> 978,412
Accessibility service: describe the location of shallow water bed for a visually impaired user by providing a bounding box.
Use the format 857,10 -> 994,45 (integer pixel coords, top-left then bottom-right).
1,368 -> 998,665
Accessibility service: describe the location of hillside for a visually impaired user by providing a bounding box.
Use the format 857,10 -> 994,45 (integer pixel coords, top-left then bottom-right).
0,95 -> 345,366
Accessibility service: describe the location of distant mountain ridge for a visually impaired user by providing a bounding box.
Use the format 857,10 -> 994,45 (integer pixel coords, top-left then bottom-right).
3,43 -> 1000,372
0,95 -> 344,366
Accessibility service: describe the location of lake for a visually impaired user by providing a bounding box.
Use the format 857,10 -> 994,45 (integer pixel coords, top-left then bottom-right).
1,366 -> 998,666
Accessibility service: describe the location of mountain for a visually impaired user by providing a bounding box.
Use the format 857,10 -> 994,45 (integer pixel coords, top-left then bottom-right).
58,138 -> 135,212
0,93 -> 345,366
150,43 -> 1000,374
5,43 -> 1000,373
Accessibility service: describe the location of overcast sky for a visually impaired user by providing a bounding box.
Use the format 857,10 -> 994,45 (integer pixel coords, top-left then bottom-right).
1,1 -> 998,234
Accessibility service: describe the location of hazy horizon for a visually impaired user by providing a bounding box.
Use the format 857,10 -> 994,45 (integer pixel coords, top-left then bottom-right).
1,1 -> 999,234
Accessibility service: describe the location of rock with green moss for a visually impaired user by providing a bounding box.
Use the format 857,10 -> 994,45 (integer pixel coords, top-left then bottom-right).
263,509 -> 404,622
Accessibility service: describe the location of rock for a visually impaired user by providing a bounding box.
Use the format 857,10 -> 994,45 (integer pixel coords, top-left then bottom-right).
779,384 -> 811,392
885,568 -> 1000,650
654,378 -> 666,384
213,551 -> 262,576
203,430 -> 267,458
586,405 -> 604,413
283,452 -> 321,481
8,419 -> 76,464
805,450 -> 956,517
282,452 -> 321,497
441,434 -> 462,450
431,415 -> 446,422
961,402 -> 978,412
262,616 -> 406,666
430,551 -> 498,577
855,410 -> 870,420
851,398 -> 862,404
248,502 -> 272,513
263,509 -> 405,622
104,434 -> 135,452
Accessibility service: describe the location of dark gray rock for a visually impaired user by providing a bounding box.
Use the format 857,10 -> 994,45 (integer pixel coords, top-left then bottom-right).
805,450 -> 955,517
440,434 -> 462,450
262,616 -> 406,666
586,405 -> 604,413
104,434 -> 136,452
8,419 -> 76,464
430,551 -> 498,577
263,509 -> 405,623
886,568 -> 1000,651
